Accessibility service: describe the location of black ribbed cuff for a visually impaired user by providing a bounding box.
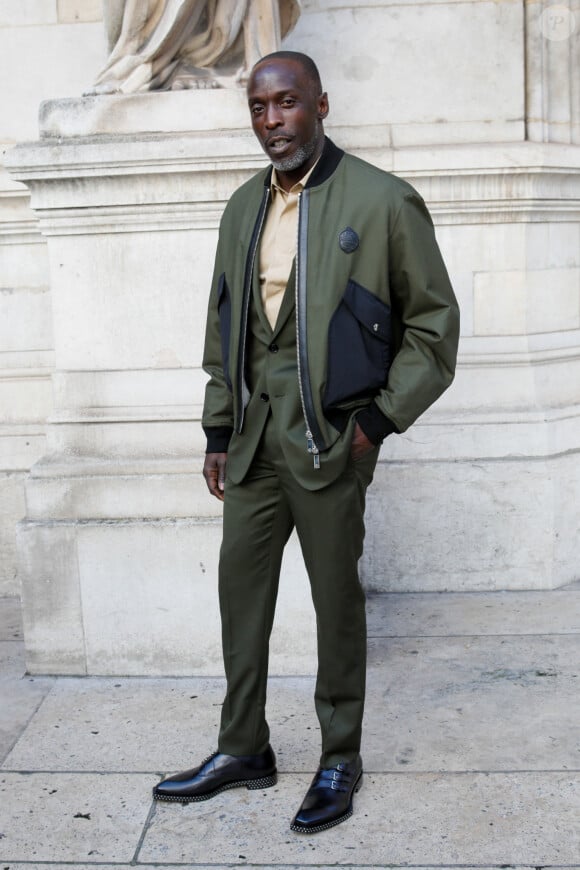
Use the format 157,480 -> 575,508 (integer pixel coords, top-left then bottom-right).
203,425 -> 233,453
355,405 -> 399,445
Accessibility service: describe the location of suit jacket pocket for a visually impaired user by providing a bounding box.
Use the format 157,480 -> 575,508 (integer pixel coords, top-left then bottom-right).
217,273 -> 232,392
323,280 -> 392,409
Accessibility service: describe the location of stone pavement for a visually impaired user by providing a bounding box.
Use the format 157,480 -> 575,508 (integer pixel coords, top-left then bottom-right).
1,585 -> 580,870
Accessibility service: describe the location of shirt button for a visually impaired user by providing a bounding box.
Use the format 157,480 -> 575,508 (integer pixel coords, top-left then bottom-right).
260,392 -> 269,402
269,343 -> 279,353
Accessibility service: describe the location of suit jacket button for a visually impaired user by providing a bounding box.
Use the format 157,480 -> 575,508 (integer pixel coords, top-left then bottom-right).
260,392 -> 269,402
269,343 -> 279,353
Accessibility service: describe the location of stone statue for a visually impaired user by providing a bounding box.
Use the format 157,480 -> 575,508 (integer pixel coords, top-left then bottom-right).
88,0 -> 301,94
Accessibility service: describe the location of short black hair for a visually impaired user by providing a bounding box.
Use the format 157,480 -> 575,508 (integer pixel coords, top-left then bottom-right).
252,51 -> 323,97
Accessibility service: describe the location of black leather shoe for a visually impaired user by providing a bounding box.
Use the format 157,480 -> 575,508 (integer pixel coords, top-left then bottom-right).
290,756 -> 363,834
153,746 -> 277,803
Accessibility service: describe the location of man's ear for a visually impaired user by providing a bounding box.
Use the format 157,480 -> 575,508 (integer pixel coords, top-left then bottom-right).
318,91 -> 329,120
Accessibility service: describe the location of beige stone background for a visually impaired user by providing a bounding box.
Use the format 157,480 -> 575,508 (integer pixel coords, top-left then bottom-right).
0,0 -> 579,675
1,0 -> 106,597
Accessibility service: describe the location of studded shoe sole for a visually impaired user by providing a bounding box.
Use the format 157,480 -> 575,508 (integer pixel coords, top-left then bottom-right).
153,772 -> 277,803
290,771 -> 363,834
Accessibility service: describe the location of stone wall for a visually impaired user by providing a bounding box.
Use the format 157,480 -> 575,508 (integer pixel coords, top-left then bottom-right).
1,0 -> 580,673
0,1 -> 106,595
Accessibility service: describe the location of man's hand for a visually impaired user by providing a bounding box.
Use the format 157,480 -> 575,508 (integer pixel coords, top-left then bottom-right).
350,422 -> 375,461
203,452 -> 227,501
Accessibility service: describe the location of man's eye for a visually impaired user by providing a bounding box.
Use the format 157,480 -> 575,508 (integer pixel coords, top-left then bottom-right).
281,99 -> 295,107
251,106 -> 264,115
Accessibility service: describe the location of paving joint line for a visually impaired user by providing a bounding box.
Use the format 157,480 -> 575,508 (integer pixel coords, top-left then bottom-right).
367,632 -> 580,638
132,792 -> 160,865
4,865 -> 576,869
6,863 -> 573,869
1,767 -> 580,775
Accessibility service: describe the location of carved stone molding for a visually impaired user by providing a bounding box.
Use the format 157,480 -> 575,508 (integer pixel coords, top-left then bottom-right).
7,136 -> 580,234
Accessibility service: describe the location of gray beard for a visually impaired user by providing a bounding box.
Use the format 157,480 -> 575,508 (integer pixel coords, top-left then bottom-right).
270,129 -> 319,173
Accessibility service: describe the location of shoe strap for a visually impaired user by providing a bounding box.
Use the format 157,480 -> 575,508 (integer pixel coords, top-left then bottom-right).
314,766 -> 356,791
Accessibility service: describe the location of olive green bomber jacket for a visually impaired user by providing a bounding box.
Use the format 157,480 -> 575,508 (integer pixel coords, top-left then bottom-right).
202,137 -> 459,458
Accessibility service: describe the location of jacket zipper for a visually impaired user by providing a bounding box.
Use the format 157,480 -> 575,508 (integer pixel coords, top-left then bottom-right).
236,185 -> 270,433
296,189 -> 325,468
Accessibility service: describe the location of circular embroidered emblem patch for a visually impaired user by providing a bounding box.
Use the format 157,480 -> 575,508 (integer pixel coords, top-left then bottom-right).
338,227 -> 359,253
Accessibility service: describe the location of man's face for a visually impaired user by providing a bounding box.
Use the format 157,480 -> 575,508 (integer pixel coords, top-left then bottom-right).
247,59 -> 328,175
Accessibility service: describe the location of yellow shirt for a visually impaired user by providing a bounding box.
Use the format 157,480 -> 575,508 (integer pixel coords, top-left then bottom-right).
258,163 -> 318,329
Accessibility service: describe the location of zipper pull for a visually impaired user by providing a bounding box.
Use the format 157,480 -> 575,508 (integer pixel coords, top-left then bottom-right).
305,429 -> 321,469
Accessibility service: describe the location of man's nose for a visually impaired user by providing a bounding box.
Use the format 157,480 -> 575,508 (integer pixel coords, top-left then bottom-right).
264,105 -> 282,128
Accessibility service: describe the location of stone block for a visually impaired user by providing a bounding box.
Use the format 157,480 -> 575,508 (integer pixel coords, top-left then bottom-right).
17,522 -> 86,674
474,270 -> 526,335
447,270 -> 474,336
0,1 -> 57,27
390,119 -> 524,148
362,449 -> 579,591
526,268 -> 580,332
48,228 -> 215,370
0,772 -> 154,863
52,368 -> 207,414
45,418 -> 205,458
436,223 -> 527,275
18,519 -> 316,676
526,222 -> 580,270
286,0 -> 524,142
0,240 -> 48,288
366,588 -> 580,637
0,286 -> 53,351
388,404 -> 580,461
0,430 -> 47,472
0,474 -> 25,596
0,22 -> 106,143
451,333 -> 580,414
474,268 -> 580,335
40,89 -> 252,138
25,460 -> 220,521
0,596 -> 23,641
0,375 -> 53,424
57,0 -> 102,23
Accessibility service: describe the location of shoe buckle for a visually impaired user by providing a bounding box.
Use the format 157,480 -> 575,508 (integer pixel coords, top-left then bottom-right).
331,779 -> 341,790
331,770 -> 342,781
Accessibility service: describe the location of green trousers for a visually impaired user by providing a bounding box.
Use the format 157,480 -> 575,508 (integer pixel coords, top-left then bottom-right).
217,414 -> 379,767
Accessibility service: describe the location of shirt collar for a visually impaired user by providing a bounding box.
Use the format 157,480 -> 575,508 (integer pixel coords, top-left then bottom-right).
270,157 -> 320,196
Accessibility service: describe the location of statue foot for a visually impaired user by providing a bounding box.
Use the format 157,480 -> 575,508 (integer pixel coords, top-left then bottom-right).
169,65 -> 221,90
83,82 -> 122,96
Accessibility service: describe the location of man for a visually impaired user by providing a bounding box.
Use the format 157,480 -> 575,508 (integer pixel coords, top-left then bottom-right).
154,51 -> 459,833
